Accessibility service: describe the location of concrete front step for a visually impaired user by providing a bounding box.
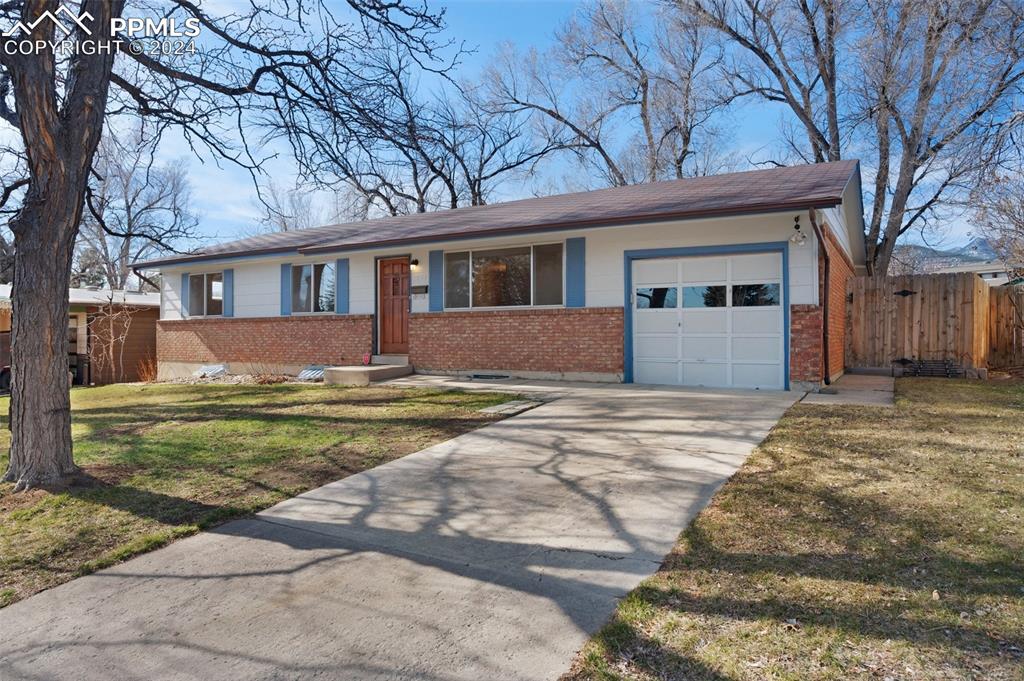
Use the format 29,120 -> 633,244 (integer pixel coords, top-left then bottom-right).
371,354 -> 409,366
323,364 -> 413,386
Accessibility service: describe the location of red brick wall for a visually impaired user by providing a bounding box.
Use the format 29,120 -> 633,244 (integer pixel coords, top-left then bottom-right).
409,307 -> 624,376
157,315 -> 373,367
822,227 -> 855,380
790,304 -> 824,382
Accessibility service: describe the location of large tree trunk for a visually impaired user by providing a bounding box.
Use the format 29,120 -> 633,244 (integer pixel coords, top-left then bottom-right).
3,193 -> 82,490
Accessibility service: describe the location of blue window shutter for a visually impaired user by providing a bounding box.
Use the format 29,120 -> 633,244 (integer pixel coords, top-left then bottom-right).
428,250 -> 444,311
180,272 -> 190,317
565,237 -> 586,307
280,263 -> 292,316
222,269 -> 234,317
335,258 -> 349,314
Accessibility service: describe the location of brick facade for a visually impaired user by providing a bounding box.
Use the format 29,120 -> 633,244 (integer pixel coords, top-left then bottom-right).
409,307 -> 624,378
822,227 -> 855,380
790,304 -> 824,382
157,315 -> 373,368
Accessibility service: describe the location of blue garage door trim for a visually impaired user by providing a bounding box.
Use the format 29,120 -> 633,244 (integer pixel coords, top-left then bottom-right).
623,241 -> 790,389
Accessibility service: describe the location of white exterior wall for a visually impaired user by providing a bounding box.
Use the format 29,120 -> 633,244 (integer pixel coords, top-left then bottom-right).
158,209 -> 827,320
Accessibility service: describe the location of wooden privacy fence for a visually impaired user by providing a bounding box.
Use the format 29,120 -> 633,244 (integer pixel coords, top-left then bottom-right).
846,273 -> 992,371
989,286 -> 1024,368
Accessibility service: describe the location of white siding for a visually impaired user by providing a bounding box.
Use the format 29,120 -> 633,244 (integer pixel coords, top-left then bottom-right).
161,273 -> 183,320
156,209 -> 830,321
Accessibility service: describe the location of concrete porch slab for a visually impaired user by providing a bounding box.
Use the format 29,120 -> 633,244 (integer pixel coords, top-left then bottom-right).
323,364 -> 413,386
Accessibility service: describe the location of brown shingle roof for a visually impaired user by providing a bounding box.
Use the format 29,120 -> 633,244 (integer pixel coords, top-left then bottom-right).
135,160 -> 860,268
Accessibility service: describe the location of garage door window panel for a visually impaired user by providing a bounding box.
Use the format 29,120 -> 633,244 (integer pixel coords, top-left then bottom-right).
636,287 -> 677,308
682,285 -> 726,308
732,283 -> 780,307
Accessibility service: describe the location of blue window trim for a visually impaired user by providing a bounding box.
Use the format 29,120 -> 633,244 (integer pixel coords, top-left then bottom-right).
335,258 -> 350,314
222,269 -> 234,317
565,237 -> 586,307
623,241 -> 790,389
280,263 -> 292,316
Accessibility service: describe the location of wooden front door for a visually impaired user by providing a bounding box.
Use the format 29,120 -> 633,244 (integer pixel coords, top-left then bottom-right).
378,258 -> 410,354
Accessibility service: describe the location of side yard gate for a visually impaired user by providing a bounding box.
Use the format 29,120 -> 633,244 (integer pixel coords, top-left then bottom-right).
989,286 -> 1024,368
846,273 -> 1023,374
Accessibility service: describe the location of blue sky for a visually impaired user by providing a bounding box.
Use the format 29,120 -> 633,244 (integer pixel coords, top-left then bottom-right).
178,0 -> 974,250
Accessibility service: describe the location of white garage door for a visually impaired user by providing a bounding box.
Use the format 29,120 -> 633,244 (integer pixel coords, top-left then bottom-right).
632,253 -> 784,389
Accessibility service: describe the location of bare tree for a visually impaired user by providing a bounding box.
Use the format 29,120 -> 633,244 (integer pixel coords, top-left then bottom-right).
973,172 -> 1024,277
485,0 -> 731,188
78,127 -> 199,290
87,294 -> 142,385
255,180 -> 334,233
299,42 -> 560,219
683,0 -> 1024,274
0,0 -> 449,490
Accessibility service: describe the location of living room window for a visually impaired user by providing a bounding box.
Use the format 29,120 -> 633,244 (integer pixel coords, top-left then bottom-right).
444,243 -> 564,308
291,262 -> 336,313
188,272 -> 223,316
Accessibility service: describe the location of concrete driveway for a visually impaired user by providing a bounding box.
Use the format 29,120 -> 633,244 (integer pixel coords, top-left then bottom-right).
0,383 -> 796,681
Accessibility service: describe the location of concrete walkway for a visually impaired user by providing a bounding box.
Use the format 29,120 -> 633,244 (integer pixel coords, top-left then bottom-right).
800,373 -> 896,407
0,384 -> 797,681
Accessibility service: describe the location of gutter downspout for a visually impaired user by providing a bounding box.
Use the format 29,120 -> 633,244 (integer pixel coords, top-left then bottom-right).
807,209 -> 831,386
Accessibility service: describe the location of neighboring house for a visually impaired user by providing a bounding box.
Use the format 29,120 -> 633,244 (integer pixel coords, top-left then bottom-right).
932,260 -> 1018,286
0,286 -> 160,387
135,161 -> 867,391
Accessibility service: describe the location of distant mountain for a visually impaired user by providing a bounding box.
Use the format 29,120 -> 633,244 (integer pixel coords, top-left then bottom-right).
956,237 -> 999,260
891,237 -> 1000,273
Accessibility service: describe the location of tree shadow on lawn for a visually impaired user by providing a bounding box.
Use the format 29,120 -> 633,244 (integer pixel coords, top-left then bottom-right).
577,451 -> 1024,678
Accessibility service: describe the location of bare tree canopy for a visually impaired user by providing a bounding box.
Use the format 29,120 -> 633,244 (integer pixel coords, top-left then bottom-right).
485,0 -> 734,189
0,0 -> 450,489
973,171 -> 1024,277
681,0 -> 1024,273
76,126 -> 199,290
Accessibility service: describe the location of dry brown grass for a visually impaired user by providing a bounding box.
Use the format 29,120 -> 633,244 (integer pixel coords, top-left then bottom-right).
563,378 -> 1024,681
136,356 -> 158,383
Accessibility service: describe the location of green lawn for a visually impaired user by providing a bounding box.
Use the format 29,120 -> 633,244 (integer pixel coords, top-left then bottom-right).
0,382 -> 514,608
563,379 -> 1024,681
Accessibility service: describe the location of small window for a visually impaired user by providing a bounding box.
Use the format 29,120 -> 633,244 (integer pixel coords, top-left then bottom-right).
682,285 -> 726,308
636,287 -> 677,309
188,272 -> 224,317
291,263 -> 336,313
732,283 -> 780,307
